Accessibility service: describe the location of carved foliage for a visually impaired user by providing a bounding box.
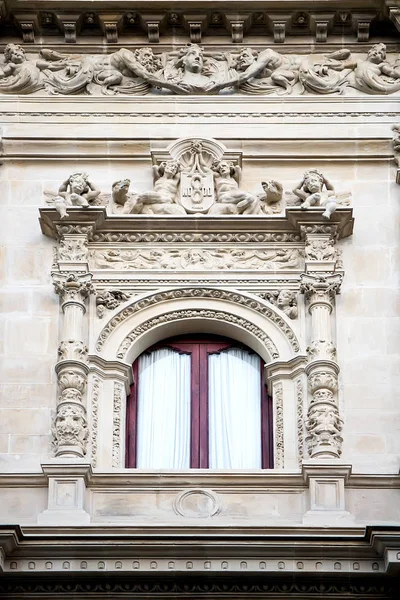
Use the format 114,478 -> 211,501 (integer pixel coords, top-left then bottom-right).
112,383 -> 123,468
54,403 -> 88,451
96,289 -> 131,318
305,405 -> 343,456
274,382 -> 284,468
58,340 -> 88,362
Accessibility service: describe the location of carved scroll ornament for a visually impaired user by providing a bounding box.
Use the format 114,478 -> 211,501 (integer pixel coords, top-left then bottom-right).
2,42 -> 400,96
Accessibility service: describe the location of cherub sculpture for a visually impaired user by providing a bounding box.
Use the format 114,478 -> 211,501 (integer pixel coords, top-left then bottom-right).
0,43 -> 42,94
208,160 -> 260,215
293,169 -> 337,219
353,43 -> 400,95
135,161 -> 187,215
45,172 -> 102,218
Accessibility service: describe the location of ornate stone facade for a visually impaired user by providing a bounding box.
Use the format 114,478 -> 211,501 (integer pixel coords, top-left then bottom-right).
0,0 -> 399,597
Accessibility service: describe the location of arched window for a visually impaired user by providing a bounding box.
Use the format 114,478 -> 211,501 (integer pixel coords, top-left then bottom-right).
126,335 -> 273,469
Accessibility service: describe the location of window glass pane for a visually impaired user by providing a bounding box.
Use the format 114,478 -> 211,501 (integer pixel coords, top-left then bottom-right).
137,348 -> 191,468
208,348 -> 261,469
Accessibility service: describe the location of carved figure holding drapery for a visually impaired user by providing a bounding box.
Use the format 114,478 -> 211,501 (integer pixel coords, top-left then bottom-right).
231,48 -> 298,95
0,44 -> 42,94
352,43 -> 400,95
299,49 -> 356,95
93,48 -> 161,95
293,169 -> 337,219
37,49 -> 93,96
208,160 -> 260,215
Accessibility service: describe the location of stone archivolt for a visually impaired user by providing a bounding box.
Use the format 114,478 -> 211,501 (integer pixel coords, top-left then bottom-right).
2,43 -> 400,97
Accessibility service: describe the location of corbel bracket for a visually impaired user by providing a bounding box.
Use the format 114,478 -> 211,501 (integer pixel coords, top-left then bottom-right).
389,6 -> 400,32
268,14 -> 291,43
224,13 -> 252,43
351,13 -> 376,41
55,13 -> 82,43
14,13 -> 38,43
310,13 -> 335,43
98,13 -> 123,44
182,14 -> 208,43
140,14 -> 166,43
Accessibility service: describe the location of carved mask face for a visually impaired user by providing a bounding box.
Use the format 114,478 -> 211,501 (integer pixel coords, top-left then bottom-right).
182,46 -> 204,73
164,162 -> 179,177
236,49 -> 254,71
367,44 -> 386,64
217,161 -> 231,176
69,176 -> 87,194
6,44 -> 26,64
304,174 -> 323,193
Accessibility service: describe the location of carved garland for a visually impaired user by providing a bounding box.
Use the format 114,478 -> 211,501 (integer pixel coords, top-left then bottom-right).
274,383 -> 284,468
117,309 -> 279,360
90,378 -> 101,468
112,383 -> 123,468
92,232 -> 301,243
296,379 -> 305,467
96,288 -> 301,355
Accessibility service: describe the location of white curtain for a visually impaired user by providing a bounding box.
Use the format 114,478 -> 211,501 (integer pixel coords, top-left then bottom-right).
208,348 -> 261,469
137,348 -> 191,468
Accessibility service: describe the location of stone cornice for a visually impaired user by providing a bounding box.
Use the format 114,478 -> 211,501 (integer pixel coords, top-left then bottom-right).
0,0 -> 399,47
39,207 -> 354,241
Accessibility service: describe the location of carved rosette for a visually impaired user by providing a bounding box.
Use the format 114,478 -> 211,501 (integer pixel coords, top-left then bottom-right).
52,272 -> 93,458
301,273 -> 343,459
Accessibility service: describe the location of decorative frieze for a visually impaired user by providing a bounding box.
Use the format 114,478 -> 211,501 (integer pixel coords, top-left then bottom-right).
1,43 -> 400,97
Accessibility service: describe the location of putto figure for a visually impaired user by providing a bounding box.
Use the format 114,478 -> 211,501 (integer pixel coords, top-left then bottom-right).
293,169 -> 337,220
208,160 -> 260,215
45,173 -> 101,219
135,161 -> 186,215
0,43 -> 42,94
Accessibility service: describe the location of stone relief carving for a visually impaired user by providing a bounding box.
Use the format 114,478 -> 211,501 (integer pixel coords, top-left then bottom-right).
393,124 -> 400,184
57,341 -> 88,362
307,340 -> 337,362
53,404 -> 88,453
274,383 -> 284,468
305,406 -> 343,457
90,247 -> 303,271
90,378 -> 101,468
173,489 -> 221,518
95,288 -> 301,355
112,383 -> 124,468
2,43 -> 400,96
44,172 -> 106,219
296,379 -> 305,467
264,290 -> 298,319
92,232 -> 301,243
292,169 -> 337,220
305,238 -> 336,261
96,290 -> 131,318
58,237 -> 88,262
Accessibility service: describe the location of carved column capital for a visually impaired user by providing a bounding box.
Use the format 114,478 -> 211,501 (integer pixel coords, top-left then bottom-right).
300,273 -> 342,310
52,272 -> 94,309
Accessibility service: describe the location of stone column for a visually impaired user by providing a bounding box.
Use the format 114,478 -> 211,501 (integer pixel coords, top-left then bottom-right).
52,272 -> 93,458
300,273 -> 343,459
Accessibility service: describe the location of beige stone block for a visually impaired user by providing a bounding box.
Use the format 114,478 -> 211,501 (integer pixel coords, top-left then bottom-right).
0,245 -> 5,284
0,383 -> 56,408
0,453 -> 43,473
343,385 -> 397,411
0,358 -> 53,384
0,434 -> 9,453
355,160 -> 390,183
9,179 -> 43,206
5,317 -> 52,356
7,245 -> 54,284
0,317 -> 4,355
0,408 -> 51,435
345,410 -> 400,435
0,179 -> 11,205
337,317 -> 386,358
348,489 -> 400,521
351,206 -> 399,248
344,247 -> 391,285
361,289 -> 400,318
0,488 -> 47,520
0,288 -> 31,313
386,318 -> 400,354
9,434 -> 50,454
0,207 -> 44,246
351,180 -> 390,207
346,434 -> 386,454
30,286 -> 59,316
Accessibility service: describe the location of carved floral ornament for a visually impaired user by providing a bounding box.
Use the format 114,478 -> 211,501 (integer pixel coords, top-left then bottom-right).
2,43 -> 400,97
